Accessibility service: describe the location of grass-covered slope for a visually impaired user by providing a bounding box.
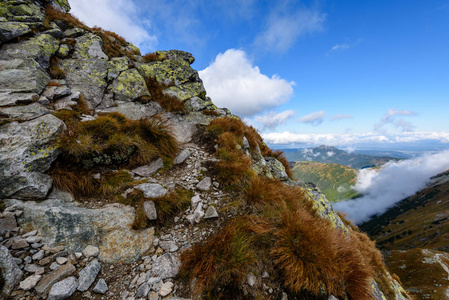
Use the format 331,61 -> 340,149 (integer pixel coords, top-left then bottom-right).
292,161 -> 359,202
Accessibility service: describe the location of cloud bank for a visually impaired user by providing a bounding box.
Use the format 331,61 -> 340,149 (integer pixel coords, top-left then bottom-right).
199,49 -> 294,117
334,150 -> 449,224
70,0 -> 157,50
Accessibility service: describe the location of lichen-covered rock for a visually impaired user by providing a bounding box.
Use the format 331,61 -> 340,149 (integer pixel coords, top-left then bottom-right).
264,156 -> 289,181
0,114 -> 64,198
49,0 -> 71,13
184,96 -> 216,112
0,33 -> 60,68
0,245 -> 23,298
60,59 -> 108,109
0,92 -> 38,107
1,171 -> 53,200
111,69 -> 150,101
164,82 -> 206,102
0,102 -> 50,121
7,198 -> 155,263
56,43 -> 70,58
73,33 -> 108,60
96,101 -> 162,120
0,1 -> 45,23
0,22 -> 31,43
157,50 -> 195,65
0,59 -> 50,94
139,59 -> 199,86
107,56 -> 130,80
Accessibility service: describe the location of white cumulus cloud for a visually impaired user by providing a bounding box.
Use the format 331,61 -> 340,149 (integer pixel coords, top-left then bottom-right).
331,114 -> 353,121
70,0 -> 157,50
334,150 -> 449,224
298,110 -> 326,125
254,110 -> 296,130
199,49 -> 295,117
374,108 -> 417,133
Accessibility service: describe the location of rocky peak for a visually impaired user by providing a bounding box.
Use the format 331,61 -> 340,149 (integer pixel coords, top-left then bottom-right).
0,1 -> 410,299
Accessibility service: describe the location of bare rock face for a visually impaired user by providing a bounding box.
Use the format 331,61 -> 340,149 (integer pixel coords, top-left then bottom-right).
6,198 -> 155,263
0,245 -> 23,298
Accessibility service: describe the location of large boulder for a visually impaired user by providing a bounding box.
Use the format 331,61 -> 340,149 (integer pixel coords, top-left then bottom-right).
0,245 -> 23,298
0,34 -> 60,68
7,197 -> 155,263
96,101 -> 162,120
0,58 -> 50,95
107,56 -> 130,80
0,114 -> 64,199
164,82 -> 206,102
0,1 -> 45,23
139,59 -> 199,86
111,69 -> 150,101
157,50 -> 195,64
60,59 -> 108,109
0,102 -> 50,121
0,22 -> 31,43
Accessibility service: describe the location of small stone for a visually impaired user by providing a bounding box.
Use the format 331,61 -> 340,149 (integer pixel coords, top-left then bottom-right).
75,252 -> 83,259
282,292 -> 288,300
93,278 -> 108,294
50,262 -> 60,271
159,241 -> 178,253
24,263 -> 40,273
136,183 -> 168,198
204,206 -> 219,219
247,273 -> 256,287
196,177 -> 211,191
56,257 -> 68,265
48,276 -> 78,300
32,250 -> 45,261
25,236 -> 42,244
12,238 -> 29,249
159,281 -> 174,296
82,245 -> 99,258
132,158 -> 164,177
148,291 -> 159,300
136,283 -> 150,298
39,256 -> 52,266
31,243 -> 42,249
19,274 -> 42,291
143,201 -> 157,220
174,149 -> 191,164
77,259 -> 101,291
24,256 -> 32,264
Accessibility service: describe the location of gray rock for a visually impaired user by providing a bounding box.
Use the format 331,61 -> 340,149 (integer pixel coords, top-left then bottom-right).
19,274 -> 41,291
247,273 -> 256,287
196,177 -> 211,191
0,59 -> 50,94
60,58 -> 108,109
96,101 -> 162,120
160,112 -> 197,144
77,259 -> 101,291
82,245 -> 100,258
24,263 -> 41,273
159,281 -> 174,297
0,92 -> 38,107
186,202 -> 204,224
0,102 -> 49,121
136,283 -> 150,298
0,214 -> 17,235
0,245 -> 23,297
2,172 -> 53,200
264,157 -> 289,181
204,206 -> 218,219
174,149 -> 191,164
132,158 -> 164,177
48,276 -> 78,300
136,183 -> 168,198
0,22 -> 31,43
32,250 -> 45,261
64,27 -> 85,38
73,33 -> 108,60
0,34 -> 59,69
328,296 -> 337,300
143,201 -> 157,220
93,278 -> 108,294
150,253 -> 180,280
107,57 -> 130,80
25,235 -> 42,244
50,262 -> 60,271
35,263 -> 76,296
11,238 -> 29,249
159,241 -> 178,253
7,198 -> 155,263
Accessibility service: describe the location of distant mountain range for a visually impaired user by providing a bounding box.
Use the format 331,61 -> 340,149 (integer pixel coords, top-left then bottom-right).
282,145 -> 398,169
292,161 -> 359,202
360,170 -> 449,299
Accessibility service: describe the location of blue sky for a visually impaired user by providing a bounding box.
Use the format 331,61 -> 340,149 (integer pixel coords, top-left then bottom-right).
70,0 -> 449,150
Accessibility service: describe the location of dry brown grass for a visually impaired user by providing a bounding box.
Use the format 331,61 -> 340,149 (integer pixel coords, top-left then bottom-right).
151,188 -> 192,223
202,109 -> 220,116
92,26 -> 129,58
44,5 -> 90,30
47,81 -> 62,87
261,148 -> 294,180
48,57 -> 66,79
143,76 -> 185,113
143,52 -> 163,63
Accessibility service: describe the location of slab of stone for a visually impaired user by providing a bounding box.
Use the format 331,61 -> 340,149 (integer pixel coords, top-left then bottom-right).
150,253 -> 180,280
143,201 -> 157,220
136,283 -> 150,298
111,68 -> 150,101
0,214 -> 17,235
82,245 -> 99,258
2,172 -> 53,201
35,263 -> 76,296
56,257 -> 68,265
19,274 -> 41,291
174,149 -> 191,164
0,59 -> 50,94
204,206 -> 218,219
96,101 -> 162,120
136,183 -> 168,198
159,281 -> 174,297
32,250 -> 45,261
73,33 -> 108,60
93,278 -> 108,294
0,92 -> 38,107
0,22 -> 31,43
196,177 -> 211,191
77,259 -> 101,291
0,245 -> 23,297
25,235 -> 42,244
47,276 -> 78,300
0,102 -> 49,121
11,238 -> 29,249
132,158 -> 164,177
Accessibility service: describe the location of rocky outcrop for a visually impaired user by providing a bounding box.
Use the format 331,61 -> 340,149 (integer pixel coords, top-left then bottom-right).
0,245 -> 23,297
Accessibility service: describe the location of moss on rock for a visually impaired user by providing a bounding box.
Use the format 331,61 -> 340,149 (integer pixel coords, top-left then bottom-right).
111,69 -> 150,102
164,82 -> 206,102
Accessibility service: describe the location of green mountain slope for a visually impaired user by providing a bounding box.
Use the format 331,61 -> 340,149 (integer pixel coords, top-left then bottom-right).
284,145 -> 397,169
292,161 -> 359,202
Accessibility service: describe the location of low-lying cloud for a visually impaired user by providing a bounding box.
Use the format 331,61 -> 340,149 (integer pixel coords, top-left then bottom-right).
334,150 -> 449,224
199,49 -> 294,117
